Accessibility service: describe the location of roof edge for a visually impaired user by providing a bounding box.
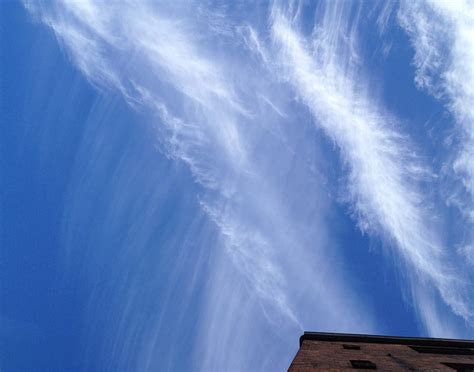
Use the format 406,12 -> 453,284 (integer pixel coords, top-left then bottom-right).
299,332 -> 474,348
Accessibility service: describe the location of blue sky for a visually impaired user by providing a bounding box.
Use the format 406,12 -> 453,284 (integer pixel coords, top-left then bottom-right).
1,0 -> 473,370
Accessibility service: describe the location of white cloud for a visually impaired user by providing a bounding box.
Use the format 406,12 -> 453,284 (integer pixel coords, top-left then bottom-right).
23,1 -> 377,368
23,0 -> 474,367
271,3 -> 474,328
398,0 -> 474,223
459,244 -> 474,267
238,24 -> 270,64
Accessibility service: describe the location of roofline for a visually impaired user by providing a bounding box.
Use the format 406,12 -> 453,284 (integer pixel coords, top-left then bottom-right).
300,332 -> 474,348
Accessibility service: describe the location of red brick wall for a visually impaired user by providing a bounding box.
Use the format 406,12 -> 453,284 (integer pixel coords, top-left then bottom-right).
288,340 -> 474,371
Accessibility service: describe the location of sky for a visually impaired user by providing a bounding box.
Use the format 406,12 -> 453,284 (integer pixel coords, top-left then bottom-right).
1,0 -> 473,370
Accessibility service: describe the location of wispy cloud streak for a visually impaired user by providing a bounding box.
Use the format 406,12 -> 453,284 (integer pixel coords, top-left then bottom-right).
270,2 -> 474,327
19,0 -> 474,369
24,0 -> 297,320
398,0 -> 474,223
22,1 -> 379,369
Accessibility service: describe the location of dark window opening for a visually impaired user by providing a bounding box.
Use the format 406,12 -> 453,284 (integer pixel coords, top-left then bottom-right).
350,360 -> 376,369
442,362 -> 474,372
343,344 -> 361,350
410,345 -> 474,355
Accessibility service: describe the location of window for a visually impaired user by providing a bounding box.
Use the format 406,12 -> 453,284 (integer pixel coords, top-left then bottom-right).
343,344 -> 361,350
350,360 -> 376,369
410,346 -> 474,355
441,362 -> 474,372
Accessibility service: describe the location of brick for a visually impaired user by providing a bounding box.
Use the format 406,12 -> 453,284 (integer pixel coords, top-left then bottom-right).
288,332 -> 474,371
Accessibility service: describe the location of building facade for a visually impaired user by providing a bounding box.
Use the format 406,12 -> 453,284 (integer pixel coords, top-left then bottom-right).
289,332 -> 474,371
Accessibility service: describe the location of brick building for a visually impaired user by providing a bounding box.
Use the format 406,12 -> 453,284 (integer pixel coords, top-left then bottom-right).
289,332 -> 474,371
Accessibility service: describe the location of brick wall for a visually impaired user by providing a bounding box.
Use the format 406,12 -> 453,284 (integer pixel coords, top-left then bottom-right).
289,340 -> 474,371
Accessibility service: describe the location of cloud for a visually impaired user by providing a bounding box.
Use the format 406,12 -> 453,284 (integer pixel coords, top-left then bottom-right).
21,0 -> 474,368
459,244 -> 474,267
270,1 -> 474,329
398,0 -> 474,223
237,24 -> 270,64
23,0 -> 294,316
23,1 -> 378,368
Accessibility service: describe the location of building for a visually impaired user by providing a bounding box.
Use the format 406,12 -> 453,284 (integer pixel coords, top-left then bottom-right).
289,332 -> 474,371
